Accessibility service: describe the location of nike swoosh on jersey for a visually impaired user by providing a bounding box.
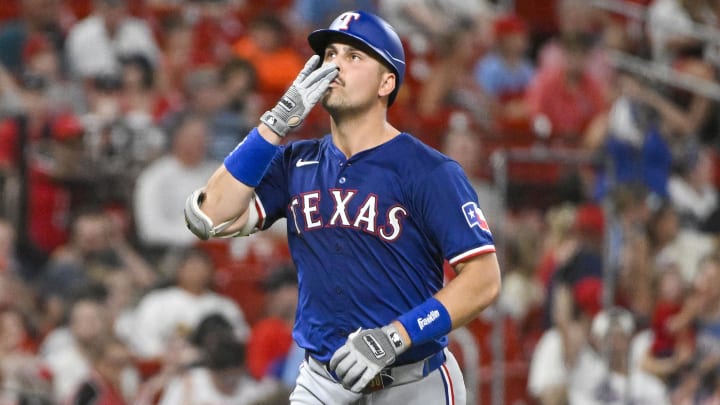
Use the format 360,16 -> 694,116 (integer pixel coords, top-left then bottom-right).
296,159 -> 320,167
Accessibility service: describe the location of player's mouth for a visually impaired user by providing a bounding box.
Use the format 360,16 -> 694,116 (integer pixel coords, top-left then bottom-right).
330,78 -> 343,87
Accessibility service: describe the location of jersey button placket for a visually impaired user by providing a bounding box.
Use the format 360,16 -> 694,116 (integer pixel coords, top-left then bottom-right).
337,160 -> 351,185
337,167 -> 347,185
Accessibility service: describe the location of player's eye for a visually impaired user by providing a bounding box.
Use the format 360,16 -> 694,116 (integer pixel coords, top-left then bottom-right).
350,53 -> 361,61
324,50 -> 337,60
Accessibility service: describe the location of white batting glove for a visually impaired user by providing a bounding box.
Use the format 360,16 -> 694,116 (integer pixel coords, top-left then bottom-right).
329,325 -> 408,393
260,55 -> 338,137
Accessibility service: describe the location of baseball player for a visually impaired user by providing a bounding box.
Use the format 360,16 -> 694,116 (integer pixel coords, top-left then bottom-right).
185,10 -> 501,404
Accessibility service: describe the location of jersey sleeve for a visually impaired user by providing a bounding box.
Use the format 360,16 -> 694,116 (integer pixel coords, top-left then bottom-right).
254,145 -> 290,229
415,161 -> 495,266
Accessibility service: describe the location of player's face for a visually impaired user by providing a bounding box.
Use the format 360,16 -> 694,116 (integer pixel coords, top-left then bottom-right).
320,42 -> 395,113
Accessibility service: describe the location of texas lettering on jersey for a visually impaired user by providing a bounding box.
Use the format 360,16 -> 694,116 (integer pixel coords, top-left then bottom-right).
287,189 -> 408,241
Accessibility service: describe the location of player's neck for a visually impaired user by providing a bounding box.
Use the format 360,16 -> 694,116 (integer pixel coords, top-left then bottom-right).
329,109 -> 399,158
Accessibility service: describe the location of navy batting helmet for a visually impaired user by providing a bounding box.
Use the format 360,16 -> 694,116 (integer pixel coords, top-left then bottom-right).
308,10 -> 406,106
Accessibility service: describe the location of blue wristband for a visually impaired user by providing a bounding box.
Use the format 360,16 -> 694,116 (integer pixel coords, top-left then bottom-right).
397,297 -> 452,346
223,127 -> 279,187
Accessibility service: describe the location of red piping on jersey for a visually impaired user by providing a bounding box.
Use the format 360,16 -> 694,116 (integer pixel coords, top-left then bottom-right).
254,194 -> 267,229
448,245 -> 496,266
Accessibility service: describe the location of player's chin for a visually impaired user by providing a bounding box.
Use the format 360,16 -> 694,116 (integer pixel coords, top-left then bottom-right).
321,93 -> 340,110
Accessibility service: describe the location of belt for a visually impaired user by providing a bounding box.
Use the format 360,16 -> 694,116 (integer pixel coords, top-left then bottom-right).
305,349 -> 446,393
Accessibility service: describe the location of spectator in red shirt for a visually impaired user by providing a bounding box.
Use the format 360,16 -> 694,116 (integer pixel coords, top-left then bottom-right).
185,0 -> 244,66
0,76 -> 85,268
650,263 -> 692,358
525,32 -> 607,146
246,263 -> 298,382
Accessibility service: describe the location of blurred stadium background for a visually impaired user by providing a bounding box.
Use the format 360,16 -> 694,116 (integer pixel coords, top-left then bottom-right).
2,0 -> 720,404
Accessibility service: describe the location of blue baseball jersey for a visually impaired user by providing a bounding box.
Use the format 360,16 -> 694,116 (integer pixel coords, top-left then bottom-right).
254,132 -> 495,364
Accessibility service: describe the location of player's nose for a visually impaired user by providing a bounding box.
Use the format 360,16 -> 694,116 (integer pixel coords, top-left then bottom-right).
323,62 -> 341,82
324,59 -> 342,71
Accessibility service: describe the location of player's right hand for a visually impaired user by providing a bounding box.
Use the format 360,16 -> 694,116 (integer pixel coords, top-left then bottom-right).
329,325 -> 407,393
260,55 -> 338,137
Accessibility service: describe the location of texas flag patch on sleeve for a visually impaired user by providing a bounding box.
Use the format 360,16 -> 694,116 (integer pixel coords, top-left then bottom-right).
462,202 -> 491,233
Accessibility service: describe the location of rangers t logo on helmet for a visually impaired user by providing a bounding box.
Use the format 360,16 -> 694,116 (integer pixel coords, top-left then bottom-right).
336,12 -> 361,30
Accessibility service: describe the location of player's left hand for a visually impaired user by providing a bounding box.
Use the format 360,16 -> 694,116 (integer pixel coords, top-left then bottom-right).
329,325 -> 408,393
260,55 -> 338,137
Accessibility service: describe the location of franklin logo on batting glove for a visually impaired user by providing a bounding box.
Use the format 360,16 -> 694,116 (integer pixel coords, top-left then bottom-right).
280,96 -> 296,111
363,335 -> 387,359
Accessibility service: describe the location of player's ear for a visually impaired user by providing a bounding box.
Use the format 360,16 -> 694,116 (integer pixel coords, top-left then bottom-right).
378,72 -> 396,99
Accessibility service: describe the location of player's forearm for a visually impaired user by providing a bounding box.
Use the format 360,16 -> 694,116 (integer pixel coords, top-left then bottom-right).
436,253 -> 502,328
201,165 -> 256,227
641,352 -> 683,378
391,253 -> 501,349
199,124 -> 282,232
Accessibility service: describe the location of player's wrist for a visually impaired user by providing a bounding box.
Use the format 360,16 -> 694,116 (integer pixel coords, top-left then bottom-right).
381,323 -> 409,357
260,110 -> 290,138
223,127 -> 279,187
396,297 -> 452,347
257,122 -> 284,143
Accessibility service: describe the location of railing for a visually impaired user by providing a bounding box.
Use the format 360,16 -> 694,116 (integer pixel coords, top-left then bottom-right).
591,0 -> 720,101
607,50 -> 720,101
590,0 -> 720,45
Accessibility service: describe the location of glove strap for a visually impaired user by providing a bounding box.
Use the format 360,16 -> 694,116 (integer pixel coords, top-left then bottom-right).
381,324 -> 408,356
261,86 -> 306,137
260,110 -> 290,138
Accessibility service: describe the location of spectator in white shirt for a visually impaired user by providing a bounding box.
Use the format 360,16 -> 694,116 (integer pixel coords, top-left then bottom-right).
129,248 -> 249,360
567,308 -> 636,405
65,0 -> 158,79
133,113 -> 219,252
646,0 -> 715,64
42,296 -> 138,403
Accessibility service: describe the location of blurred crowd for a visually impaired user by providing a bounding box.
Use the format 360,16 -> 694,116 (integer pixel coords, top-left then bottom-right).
1,0 -> 720,404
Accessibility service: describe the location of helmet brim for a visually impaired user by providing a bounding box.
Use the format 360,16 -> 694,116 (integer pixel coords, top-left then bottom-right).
309,30 -> 398,74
